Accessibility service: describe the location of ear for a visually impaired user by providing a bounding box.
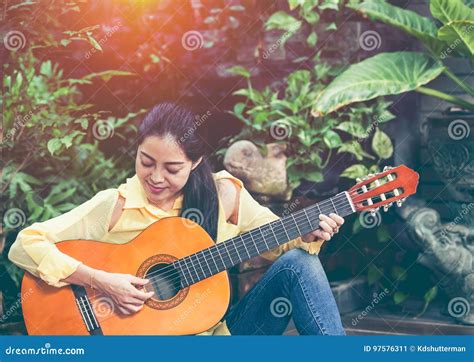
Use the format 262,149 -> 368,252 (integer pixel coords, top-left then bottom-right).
191,156 -> 203,171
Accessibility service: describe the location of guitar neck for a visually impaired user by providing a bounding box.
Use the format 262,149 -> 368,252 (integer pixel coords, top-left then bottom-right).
175,191 -> 355,288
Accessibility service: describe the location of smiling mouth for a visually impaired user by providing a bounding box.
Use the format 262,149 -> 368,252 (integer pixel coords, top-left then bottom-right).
146,182 -> 166,193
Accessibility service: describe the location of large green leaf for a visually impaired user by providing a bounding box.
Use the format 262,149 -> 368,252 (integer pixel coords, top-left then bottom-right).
438,20 -> 474,56
312,52 -> 445,116
347,0 -> 445,54
430,0 -> 474,25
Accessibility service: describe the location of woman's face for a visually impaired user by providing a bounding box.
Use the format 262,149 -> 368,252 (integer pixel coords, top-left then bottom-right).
136,135 -> 201,208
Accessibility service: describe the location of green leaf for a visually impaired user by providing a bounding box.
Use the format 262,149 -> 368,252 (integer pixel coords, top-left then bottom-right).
341,164 -> 369,179
368,264 -> 383,286
430,0 -> 474,25
304,170 -> 324,182
288,0 -> 306,10
338,141 -> 374,161
87,34 -> 103,51
306,32 -> 318,47
393,291 -> 409,304
372,128 -> 393,159
391,266 -> 407,282
319,0 -> 340,11
265,11 -> 302,33
438,20 -> 474,56
377,226 -> 391,242
423,286 -> 438,303
312,52 -> 445,116
323,130 -> 342,149
336,121 -> 367,138
348,1 -> 444,54
226,66 -> 251,78
81,70 -> 136,82
47,138 -> 62,156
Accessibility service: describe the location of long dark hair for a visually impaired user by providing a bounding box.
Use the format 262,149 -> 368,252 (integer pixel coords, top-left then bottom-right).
137,102 -> 219,241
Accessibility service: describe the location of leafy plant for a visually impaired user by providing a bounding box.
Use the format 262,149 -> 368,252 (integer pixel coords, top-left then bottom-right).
223,59 -> 395,195
312,0 -> 474,116
1,0 -> 144,297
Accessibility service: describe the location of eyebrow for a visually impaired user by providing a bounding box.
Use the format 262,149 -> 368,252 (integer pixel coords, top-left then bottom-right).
140,151 -> 185,165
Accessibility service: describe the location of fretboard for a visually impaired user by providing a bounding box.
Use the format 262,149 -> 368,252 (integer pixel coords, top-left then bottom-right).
174,191 -> 354,288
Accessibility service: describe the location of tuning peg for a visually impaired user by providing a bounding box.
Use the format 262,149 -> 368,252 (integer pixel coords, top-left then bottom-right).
383,166 -> 393,171
396,200 -> 403,207
383,203 -> 392,212
370,208 -> 379,216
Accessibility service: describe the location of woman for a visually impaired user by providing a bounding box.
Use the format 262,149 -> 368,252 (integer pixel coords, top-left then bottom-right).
8,102 -> 345,335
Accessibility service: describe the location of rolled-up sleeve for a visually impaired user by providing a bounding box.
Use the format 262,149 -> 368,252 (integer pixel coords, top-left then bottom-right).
8,189 -> 118,287
219,171 -> 325,262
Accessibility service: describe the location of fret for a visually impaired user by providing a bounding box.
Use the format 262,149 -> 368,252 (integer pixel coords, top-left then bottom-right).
258,226 -> 270,250
268,222 -> 279,246
176,260 -> 190,286
231,238 -> 242,263
201,249 -> 213,276
330,197 -> 338,215
208,248 -> 220,274
216,245 -> 226,270
303,209 -> 314,230
189,255 -> 202,281
240,235 -> 251,259
182,257 -> 197,285
248,231 -> 261,255
291,213 -> 302,236
222,241 -> 234,266
279,219 -> 291,241
316,202 -> 321,215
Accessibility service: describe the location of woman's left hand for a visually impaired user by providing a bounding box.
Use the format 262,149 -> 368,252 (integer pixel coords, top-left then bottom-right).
302,213 -> 345,243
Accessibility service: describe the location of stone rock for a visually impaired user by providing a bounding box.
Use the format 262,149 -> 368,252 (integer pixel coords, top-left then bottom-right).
223,140 -> 291,201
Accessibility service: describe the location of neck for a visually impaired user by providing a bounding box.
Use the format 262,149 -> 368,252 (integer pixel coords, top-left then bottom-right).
174,191 -> 355,288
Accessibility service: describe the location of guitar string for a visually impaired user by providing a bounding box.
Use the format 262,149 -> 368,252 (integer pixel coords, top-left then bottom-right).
87,203 -> 354,319
88,183 -> 400,308
87,186 -> 399,321
85,195 -> 354,307
143,193 -> 351,282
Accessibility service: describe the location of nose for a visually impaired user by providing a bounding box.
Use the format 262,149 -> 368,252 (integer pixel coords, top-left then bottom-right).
149,171 -> 164,185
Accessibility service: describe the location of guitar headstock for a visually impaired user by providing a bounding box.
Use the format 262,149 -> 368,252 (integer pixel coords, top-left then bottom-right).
348,165 -> 419,213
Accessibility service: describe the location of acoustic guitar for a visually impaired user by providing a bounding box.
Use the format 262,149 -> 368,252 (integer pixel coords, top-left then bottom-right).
21,165 -> 419,335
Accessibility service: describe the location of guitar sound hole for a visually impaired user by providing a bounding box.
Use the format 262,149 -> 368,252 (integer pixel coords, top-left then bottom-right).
145,263 -> 181,301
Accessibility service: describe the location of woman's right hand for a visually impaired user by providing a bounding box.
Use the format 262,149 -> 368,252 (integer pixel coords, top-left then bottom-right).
93,270 -> 154,315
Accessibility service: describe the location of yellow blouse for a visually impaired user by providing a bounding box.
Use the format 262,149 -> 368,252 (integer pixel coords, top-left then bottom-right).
8,170 -> 324,335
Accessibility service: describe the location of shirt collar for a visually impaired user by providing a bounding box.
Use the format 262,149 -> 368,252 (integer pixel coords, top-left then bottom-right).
119,175 -> 183,214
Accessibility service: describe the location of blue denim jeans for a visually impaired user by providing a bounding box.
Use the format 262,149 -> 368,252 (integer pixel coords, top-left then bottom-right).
225,248 -> 346,335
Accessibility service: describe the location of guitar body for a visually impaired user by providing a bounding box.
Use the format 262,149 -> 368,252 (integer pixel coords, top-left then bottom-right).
21,217 -> 231,335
